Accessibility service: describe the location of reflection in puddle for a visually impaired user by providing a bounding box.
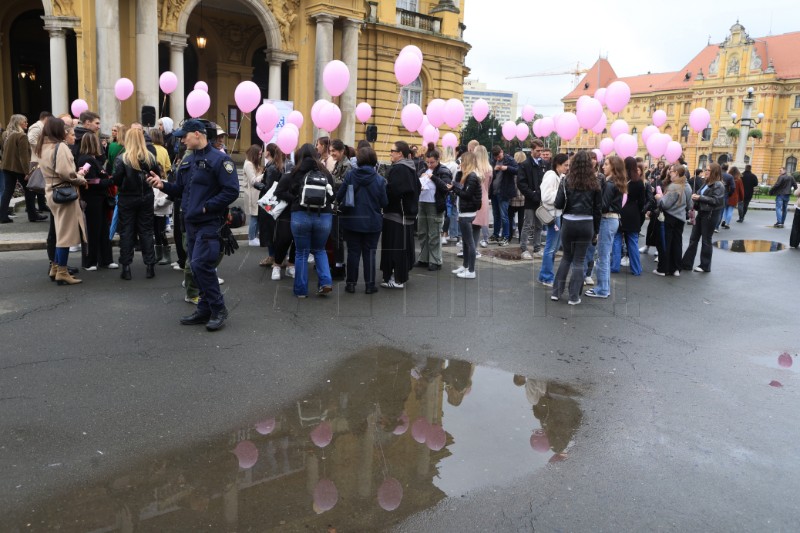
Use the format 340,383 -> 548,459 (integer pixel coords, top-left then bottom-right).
714,240 -> 785,252
3,348 -> 582,531
750,352 -> 799,374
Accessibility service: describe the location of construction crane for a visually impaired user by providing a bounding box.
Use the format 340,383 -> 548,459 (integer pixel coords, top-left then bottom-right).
506,62 -> 589,87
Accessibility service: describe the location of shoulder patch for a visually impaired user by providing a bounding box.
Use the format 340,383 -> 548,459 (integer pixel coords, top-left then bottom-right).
223,161 -> 235,174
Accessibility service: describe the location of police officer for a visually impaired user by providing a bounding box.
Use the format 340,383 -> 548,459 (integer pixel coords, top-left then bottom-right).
147,119 -> 239,331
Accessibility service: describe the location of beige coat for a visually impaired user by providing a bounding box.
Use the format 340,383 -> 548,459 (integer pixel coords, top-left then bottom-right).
34,141 -> 87,247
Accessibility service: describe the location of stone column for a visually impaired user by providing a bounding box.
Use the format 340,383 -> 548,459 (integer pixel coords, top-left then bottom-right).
160,32 -> 188,121
42,16 -> 79,116
340,19 -> 360,146
312,13 -> 335,140
265,50 -> 297,102
135,0 -> 159,123
95,0 -> 121,133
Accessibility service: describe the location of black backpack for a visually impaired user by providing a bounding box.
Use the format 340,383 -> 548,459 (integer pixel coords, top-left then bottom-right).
299,170 -> 329,210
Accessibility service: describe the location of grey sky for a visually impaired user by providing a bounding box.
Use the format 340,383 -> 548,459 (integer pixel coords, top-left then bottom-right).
462,0 -> 800,118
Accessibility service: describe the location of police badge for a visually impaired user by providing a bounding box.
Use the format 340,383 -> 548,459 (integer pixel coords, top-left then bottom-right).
223,161 -> 235,174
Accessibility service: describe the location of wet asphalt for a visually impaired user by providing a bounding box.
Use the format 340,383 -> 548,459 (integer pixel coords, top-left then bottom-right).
0,207 -> 798,531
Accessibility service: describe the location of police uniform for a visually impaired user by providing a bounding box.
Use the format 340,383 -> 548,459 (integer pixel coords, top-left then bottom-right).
162,121 -> 239,327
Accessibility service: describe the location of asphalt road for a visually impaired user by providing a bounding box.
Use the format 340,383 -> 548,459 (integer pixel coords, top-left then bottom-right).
0,208 -> 798,532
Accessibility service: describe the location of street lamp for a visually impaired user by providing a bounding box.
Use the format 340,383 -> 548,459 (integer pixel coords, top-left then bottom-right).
488,127 -> 496,146
196,1 -> 207,50
730,86 -> 764,169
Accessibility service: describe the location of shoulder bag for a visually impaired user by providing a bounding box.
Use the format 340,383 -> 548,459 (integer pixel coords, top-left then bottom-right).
49,144 -> 78,204
24,143 -> 59,194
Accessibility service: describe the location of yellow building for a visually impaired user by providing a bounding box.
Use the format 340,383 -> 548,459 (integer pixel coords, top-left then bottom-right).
562,23 -> 800,181
0,0 -> 470,157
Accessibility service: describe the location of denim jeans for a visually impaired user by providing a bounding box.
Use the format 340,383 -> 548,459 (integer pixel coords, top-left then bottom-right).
458,216 -> 479,272
248,215 -> 259,241
538,218 -> 561,284
722,205 -> 735,225
447,200 -> 461,239
552,219 -> 593,302
291,211 -> 333,296
612,231 -> 641,275
491,194 -> 510,239
594,217 -> 619,296
776,194 -> 790,224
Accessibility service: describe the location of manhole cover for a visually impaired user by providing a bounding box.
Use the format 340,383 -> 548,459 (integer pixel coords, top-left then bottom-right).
713,240 -> 785,252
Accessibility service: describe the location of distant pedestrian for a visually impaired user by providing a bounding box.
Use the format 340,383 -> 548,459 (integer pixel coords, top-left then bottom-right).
769,167 -> 797,228
448,151 -> 483,279
1,114 -> 46,223
681,164 -> 725,273
738,164 -> 759,222
537,153 -> 569,287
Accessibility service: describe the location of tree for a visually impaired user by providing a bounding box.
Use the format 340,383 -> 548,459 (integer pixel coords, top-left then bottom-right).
460,113 -> 501,150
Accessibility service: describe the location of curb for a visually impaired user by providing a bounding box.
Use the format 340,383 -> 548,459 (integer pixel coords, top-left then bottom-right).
0,232 -> 250,253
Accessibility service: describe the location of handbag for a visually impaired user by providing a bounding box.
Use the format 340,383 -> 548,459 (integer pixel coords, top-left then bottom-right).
257,181 -> 288,220
52,185 -> 78,204
344,183 -> 355,208
535,204 -> 554,225
25,143 -> 60,194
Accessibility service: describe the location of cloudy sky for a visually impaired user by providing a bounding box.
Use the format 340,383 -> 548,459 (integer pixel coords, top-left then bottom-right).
463,0 -> 800,118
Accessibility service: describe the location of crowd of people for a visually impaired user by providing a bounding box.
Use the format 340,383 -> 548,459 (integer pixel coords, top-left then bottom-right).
2,107 -> 799,327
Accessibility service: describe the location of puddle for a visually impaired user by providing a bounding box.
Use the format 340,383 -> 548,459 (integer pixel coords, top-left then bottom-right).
3,348 -> 582,531
750,352 -> 799,374
713,240 -> 785,252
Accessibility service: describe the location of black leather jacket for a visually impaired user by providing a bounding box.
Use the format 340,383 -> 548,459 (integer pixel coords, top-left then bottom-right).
695,181 -> 726,212
555,182 -> 602,234
420,163 -> 453,214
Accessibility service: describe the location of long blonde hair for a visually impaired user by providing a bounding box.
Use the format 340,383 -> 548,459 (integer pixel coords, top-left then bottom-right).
460,152 -> 480,182
473,145 -> 492,180
122,128 -> 155,171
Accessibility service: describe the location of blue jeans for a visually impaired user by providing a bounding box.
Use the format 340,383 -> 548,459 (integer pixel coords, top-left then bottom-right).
538,218 -> 561,283
584,241 -> 596,277
723,205 -> 735,225
447,200 -> 461,239
491,194 -> 510,239
612,231 -> 641,275
248,215 -> 259,241
54,247 -> 70,266
594,217 -> 619,296
776,194 -> 790,224
291,211 -> 333,296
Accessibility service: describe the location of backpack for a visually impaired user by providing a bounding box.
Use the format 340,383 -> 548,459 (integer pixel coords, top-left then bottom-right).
299,170 -> 329,210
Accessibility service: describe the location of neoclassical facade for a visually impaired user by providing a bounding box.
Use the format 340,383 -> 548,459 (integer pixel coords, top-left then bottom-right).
0,0 -> 470,155
562,23 -> 800,181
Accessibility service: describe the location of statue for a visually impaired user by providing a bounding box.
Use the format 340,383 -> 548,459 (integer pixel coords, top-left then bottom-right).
750,48 -> 762,71
727,56 -> 740,75
52,0 -> 75,17
709,53 -> 720,75
269,0 -> 298,50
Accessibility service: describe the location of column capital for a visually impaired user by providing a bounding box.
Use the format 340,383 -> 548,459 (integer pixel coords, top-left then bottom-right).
159,31 -> 189,49
342,18 -> 363,30
311,12 -> 337,25
41,15 -> 80,34
265,49 -> 298,64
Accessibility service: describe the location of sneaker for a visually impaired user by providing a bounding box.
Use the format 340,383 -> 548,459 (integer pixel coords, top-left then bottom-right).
533,250 -> 544,258
673,271 -> 681,277
488,235 -> 499,243
693,266 -> 708,273
259,256 -> 275,267
584,289 -> 608,298
714,229 -> 719,233
317,285 -> 333,296
308,254 -> 315,264
184,296 -> 199,305
498,239 -> 509,247
286,266 -> 295,278
652,269 -> 666,276
521,251 -> 533,260
217,277 -> 224,285
173,263 -> 183,271
107,262 -> 119,269
271,265 -> 282,280
512,229 -> 519,239
620,257 -> 630,267
778,224 -> 785,228
380,280 -> 405,289
456,251 -> 464,257
84,265 -> 97,271
539,280 -> 554,287
550,295 -> 559,301
181,280 -> 186,288
639,246 -> 649,253
441,236 -> 449,245
584,276 -> 594,286
456,241 -> 463,249
476,251 -> 482,258
457,270 -> 476,279
480,240 -> 488,248
452,266 -> 466,275
248,238 -> 260,246
567,298 -> 581,305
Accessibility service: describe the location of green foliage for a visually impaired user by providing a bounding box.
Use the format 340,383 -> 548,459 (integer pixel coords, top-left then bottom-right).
461,113 -> 502,150
748,129 -> 763,139
726,127 -> 740,140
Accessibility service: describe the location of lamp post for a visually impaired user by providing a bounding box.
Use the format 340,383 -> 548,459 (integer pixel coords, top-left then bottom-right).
730,86 -> 764,169
488,127 -> 496,147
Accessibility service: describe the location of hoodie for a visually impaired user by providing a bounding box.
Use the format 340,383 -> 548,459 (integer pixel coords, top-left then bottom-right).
384,158 -> 420,223
335,165 -> 388,233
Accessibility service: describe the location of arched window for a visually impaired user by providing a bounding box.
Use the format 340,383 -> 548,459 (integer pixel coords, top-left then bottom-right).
631,126 -> 638,135
401,77 -> 422,107
790,120 -> 800,143
681,124 -> 690,140
787,155 -> 798,174
725,97 -> 734,112
698,155 -> 708,169
701,126 -> 712,141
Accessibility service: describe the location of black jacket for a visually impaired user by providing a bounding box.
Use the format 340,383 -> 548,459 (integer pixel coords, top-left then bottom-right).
695,181 -> 726,212
517,158 -> 545,209
555,182 -> 602,235
601,180 -> 623,214
274,157 -> 334,214
741,170 -> 758,199
76,154 -> 111,198
492,154 -> 519,201
112,154 -> 160,199
385,159 -> 421,219
620,180 -> 647,232
420,163 -> 453,214
451,171 -> 482,213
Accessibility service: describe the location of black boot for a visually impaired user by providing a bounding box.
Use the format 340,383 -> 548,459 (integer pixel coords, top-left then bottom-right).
365,284 -> 379,294
345,282 -> 356,293
205,308 -> 229,331
154,245 -> 164,264
146,264 -> 156,278
121,265 -> 132,280
159,245 -> 172,265
181,310 -> 211,325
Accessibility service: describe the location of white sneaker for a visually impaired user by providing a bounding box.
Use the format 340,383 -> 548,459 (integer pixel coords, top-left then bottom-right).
652,269 -> 666,276
441,236 -> 448,245
271,265 -> 281,280
452,266 -> 466,275
639,246 -> 648,253
173,263 -> 183,271
521,251 -> 533,260
69,245 -> 80,252
380,279 -> 405,289
620,257 -> 630,267
476,251 -> 482,258
308,254 -> 315,264
84,266 -> 97,271
693,266 -> 708,273
107,262 -> 119,269
584,276 -> 595,286
480,240 -> 488,248
217,277 -> 224,285
456,241 -> 463,249
673,271 -> 681,277
457,270 -> 476,279
456,251 -> 464,257
286,266 -> 295,278
248,238 -> 260,247
567,298 -> 581,305
181,280 -> 186,288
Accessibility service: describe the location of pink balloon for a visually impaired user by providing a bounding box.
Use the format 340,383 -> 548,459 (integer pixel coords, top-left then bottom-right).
378,478 -> 404,511
256,103 -> 279,131
444,99 -> 465,129
194,81 -> 208,92
609,119 -> 630,140
515,123 -> 529,142
652,109 -> 667,127
641,125 -> 659,144
401,104 -> 424,132
592,148 -> 604,162
234,81 -> 261,113
426,99 -> 446,128
501,121 -> 517,141
594,88 -> 607,107
605,80 -> 631,114
778,352 -> 793,368
310,421 -> 333,448
400,45 -> 423,63
532,119 -> 543,138
313,479 -> 338,513
394,52 -> 422,86
426,424 -> 446,451
318,102 -> 342,132
472,99 -> 489,123
539,117 -> 555,137
664,141 -> 683,163
521,104 -> 536,122
71,99 -> 88,118
276,127 -> 298,155
530,429 -> 550,452
552,112 -> 564,129
114,78 -> 134,101
576,95 -> 592,113
186,89 -> 210,118
323,60 -> 350,97
591,113 -> 608,135
159,71 -> 178,94
555,112 -> 580,141
411,417 -> 430,444
422,124 -> 439,145
233,440 -> 258,469
689,107 -> 711,132
599,137 -> 615,156
287,110 -> 304,129
393,413 -> 410,435
283,123 -> 299,135
255,418 -> 276,435
614,133 -> 638,159
355,102 -> 372,123
417,115 -> 431,135
442,132 -> 458,149
577,98 -> 604,129
646,132 -> 670,158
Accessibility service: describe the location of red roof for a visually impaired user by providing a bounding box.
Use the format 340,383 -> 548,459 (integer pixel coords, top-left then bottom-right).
761,31 -> 800,79
563,58 -> 616,100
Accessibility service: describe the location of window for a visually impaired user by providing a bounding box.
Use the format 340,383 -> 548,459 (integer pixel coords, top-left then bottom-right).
705,98 -> 713,110
795,95 -> 800,108
791,120 -> 800,143
667,104 -> 674,115
681,124 -> 690,141
725,97 -> 733,112
683,103 -> 691,115
701,127 -> 712,141
402,77 -> 422,107
698,155 -> 708,169
631,126 -> 638,136
744,155 -> 750,164
397,0 -> 418,10
787,155 -> 797,174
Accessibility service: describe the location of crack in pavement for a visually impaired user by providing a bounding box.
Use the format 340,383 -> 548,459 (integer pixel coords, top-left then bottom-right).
0,298 -> 71,326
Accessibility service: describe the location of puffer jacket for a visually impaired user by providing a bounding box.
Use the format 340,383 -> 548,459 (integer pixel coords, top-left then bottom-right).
451,171 -> 482,214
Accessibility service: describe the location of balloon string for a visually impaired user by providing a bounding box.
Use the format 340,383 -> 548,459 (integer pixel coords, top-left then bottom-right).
160,94 -> 168,119
383,90 -> 403,153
